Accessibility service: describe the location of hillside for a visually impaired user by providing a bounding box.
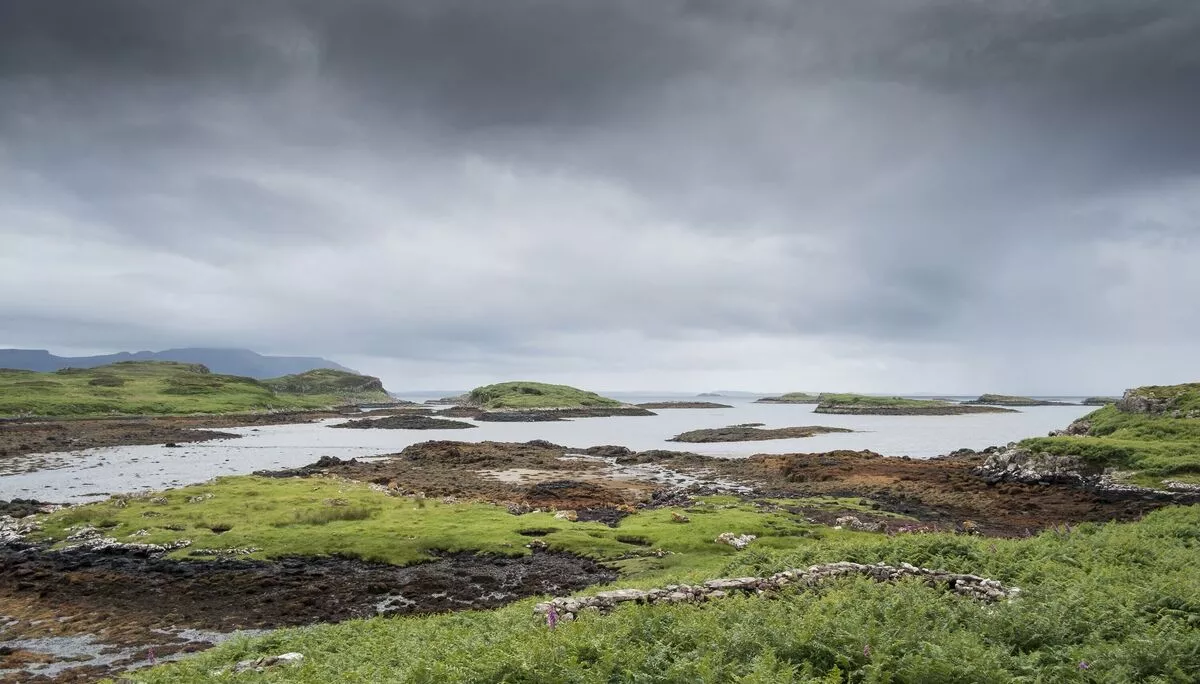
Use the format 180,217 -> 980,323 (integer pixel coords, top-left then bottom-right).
465,381 -> 624,409
0,362 -> 382,417
814,393 -> 1016,415
1017,382 -> 1200,482
0,347 -> 355,379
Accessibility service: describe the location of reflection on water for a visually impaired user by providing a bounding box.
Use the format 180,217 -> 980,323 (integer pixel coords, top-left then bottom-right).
0,397 -> 1092,502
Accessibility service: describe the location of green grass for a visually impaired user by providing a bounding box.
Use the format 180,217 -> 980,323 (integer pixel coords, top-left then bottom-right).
0,362 -> 374,417
261,369 -> 391,403
466,381 -> 623,409
1019,398 -> 1200,477
758,393 -> 822,402
816,393 -> 952,408
131,505 -> 1200,683
1121,383 -> 1200,412
34,479 -> 817,576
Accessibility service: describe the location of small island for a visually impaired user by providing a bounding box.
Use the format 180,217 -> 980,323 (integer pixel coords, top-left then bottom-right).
814,394 -> 1017,415
754,392 -> 822,404
669,425 -> 852,443
1081,396 -> 1120,406
333,415 -> 477,430
442,381 -> 656,421
636,401 -> 733,409
963,394 -> 1074,407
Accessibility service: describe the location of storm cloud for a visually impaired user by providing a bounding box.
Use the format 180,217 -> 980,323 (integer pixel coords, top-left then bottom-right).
2,0 -> 1198,393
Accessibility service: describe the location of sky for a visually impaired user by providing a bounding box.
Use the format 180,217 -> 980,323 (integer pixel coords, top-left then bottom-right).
2,0 -> 1198,394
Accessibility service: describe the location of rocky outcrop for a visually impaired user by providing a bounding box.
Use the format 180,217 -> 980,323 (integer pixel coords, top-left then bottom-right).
974,445 -> 1200,504
55,525 -> 195,556
974,445 -> 1099,485
1115,384 -> 1200,417
534,561 -> 1020,620
1048,419 -> 1092,436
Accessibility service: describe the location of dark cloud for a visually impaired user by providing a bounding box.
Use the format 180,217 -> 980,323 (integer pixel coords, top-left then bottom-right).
2,0 -> 1198,392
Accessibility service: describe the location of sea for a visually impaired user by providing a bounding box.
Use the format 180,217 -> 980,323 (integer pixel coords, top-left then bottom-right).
0,394 -> 1094,502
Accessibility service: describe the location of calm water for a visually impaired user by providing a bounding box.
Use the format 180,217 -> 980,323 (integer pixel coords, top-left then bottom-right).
0,396 -> 1092,502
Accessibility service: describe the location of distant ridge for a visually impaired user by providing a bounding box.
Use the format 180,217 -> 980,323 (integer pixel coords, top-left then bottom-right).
0,348 -> 356,379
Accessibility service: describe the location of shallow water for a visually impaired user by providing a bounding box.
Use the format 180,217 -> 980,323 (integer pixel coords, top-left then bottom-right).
0,396 -> 1092,502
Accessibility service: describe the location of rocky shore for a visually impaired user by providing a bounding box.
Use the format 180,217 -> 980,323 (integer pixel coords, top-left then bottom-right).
0,543 -> 612,682
0,409 -> 400,463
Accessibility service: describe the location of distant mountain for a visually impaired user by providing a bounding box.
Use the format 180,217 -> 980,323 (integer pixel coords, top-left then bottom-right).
0,348 -> 357,379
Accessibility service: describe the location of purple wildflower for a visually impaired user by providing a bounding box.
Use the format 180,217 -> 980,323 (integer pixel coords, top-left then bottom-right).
547,606 -> 558,630
863,644 -> 871,658
148,647 -> 157,665
1078,660 -> 1090,670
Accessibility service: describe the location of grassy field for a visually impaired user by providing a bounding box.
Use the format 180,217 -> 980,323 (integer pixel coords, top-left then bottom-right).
466,381 -> 623,409
1019,384 -> 1200,479
130,505 -> 1200,683
0,362 -> 385,417
35,478 -> 816,581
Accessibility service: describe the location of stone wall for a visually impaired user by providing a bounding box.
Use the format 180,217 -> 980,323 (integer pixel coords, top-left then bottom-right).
534,561 -> 1019,621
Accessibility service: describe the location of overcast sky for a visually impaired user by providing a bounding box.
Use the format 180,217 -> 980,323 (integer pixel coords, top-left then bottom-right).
2,1 -> 1198,394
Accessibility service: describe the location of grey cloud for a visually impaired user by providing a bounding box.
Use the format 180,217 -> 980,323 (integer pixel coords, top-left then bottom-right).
2,1 -> 1199,392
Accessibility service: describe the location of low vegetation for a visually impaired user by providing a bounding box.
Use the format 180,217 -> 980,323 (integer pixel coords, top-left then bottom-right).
260,368 -> 391,403
133,505 -> 1200,683
466,381 -> 623,410
814,394 -> 1015,415
965,394 -> 1072,406
0,362 -> 390,417
755,393 -> 822,404
1019,383 -> 1200,479
35,478 -> 815,578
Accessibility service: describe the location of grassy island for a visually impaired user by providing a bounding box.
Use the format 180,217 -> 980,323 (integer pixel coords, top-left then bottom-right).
466,381 -> 624,410
755,392 -> 821,404
964,394 -> 1073,406
814,394 -> 1016,415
